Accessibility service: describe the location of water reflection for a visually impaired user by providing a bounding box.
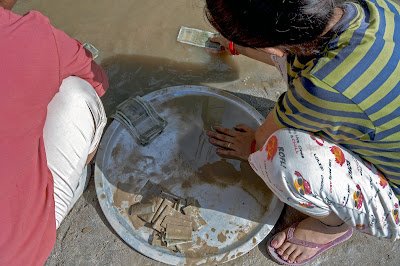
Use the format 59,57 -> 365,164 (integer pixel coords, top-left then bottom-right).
101,54 -> 239,114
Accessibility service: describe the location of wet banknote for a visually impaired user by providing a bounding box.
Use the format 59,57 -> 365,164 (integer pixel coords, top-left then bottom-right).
177,26 -> 222,51
83,43 -> 99,59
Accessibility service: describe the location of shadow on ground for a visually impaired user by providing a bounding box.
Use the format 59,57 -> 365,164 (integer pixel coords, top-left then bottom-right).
100,54 -> 240,115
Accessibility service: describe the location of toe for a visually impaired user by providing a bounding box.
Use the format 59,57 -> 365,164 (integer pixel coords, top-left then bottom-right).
281,245 -> 296,261
295,252 -> 310,264
288,249 -> 302,263
276,242 -> 291,256
271,231 -> 287,249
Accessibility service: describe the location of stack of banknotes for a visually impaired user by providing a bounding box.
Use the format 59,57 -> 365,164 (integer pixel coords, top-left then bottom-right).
113,96 -> 167,145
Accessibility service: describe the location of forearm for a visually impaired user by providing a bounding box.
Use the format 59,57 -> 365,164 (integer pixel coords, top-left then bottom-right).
255,111 -> 284,148
210,35 -> 276,66
234,45 -> 276,66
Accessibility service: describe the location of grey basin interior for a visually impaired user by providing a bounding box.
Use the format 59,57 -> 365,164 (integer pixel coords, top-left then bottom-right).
95,85 -> 284,265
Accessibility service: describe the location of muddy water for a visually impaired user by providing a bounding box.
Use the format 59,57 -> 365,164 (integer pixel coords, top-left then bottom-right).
106,94 -> 274,223
14,0 -> 286,114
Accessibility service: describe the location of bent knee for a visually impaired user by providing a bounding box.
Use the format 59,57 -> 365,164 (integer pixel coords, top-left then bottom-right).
59,77 -> 101,104
56,77 -> 107,125
44,77 -> 107,162
250,128 -> 320,199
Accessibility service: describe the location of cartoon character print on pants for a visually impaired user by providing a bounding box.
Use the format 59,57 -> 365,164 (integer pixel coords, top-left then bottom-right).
379,173 -> 388,189
330,145 -> 365,210
293,171 -> 314,209
330,146 -> 345,166
393,203 -> 399,225
266,135 -> 278,161
353,184 -> 364,210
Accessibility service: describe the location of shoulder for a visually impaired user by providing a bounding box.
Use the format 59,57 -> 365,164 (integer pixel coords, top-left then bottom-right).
292,70 -> 355,108
19,10 -> 51,30
23,10 -> 51,23
0,9 -> 53,40
289,63 -> 370,121
0,7 -> 50,25
311,1 -> 397,86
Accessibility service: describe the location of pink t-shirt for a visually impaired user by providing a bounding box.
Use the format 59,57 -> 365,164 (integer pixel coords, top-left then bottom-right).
0,7 -> 108,265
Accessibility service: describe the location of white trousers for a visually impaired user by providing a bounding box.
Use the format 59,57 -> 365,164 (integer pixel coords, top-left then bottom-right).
43,77 -> 107,229
249,128 -> 400,240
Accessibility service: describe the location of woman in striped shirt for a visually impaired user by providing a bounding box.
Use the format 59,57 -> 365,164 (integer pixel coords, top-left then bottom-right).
206,0 -> 400,265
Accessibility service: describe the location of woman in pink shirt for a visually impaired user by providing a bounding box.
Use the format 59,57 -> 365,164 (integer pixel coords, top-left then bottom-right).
0,0 -> 109,264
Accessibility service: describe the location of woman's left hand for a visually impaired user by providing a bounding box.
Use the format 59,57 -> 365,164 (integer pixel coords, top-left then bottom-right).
206,124 -> 255,160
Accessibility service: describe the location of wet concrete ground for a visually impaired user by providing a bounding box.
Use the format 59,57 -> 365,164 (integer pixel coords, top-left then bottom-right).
45,180 -> 400,266
13,0 -> 400,265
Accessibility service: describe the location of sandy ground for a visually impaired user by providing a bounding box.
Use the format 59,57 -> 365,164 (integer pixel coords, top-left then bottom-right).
13,0 -> 400,265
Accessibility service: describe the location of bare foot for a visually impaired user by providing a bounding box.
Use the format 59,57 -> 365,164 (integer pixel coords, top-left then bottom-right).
270,217 -> 350,264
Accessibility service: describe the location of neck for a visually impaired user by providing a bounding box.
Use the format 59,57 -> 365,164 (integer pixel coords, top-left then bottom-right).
322,7 -> 344,36
284,7 -> 345,57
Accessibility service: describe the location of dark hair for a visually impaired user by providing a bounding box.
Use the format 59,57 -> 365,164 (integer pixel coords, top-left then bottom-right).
205,0 -> 337,48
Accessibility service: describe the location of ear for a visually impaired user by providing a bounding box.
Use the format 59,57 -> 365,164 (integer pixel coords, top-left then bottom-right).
259,47 -> 286,57
0,0 -> 17,10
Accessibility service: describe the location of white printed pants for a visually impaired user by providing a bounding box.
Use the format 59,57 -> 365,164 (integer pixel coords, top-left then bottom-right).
249,128 -> 400,240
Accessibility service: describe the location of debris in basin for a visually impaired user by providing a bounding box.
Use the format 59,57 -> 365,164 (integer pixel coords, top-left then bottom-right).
127,181 -> 207,253
182,205 -> 207,231
151,198 -> 174,224
150,232 -> 165,247
161,216 -> 192,229
128,202 -> 155,215
165,224 -> 192,241
135,197 -> 163,223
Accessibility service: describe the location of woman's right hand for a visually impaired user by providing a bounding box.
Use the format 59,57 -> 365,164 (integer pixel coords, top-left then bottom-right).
210,35 -> 229,49
206,35 -> 230,54
206,124 -> 256,161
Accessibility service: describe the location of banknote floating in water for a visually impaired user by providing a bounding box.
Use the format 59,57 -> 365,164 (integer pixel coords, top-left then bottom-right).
177,26 -> 222,51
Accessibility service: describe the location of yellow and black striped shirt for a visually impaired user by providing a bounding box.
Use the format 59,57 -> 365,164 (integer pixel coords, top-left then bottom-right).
274,0 -> 400,198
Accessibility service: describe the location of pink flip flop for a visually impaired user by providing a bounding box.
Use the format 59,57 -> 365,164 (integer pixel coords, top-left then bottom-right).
267,223 -> 353,265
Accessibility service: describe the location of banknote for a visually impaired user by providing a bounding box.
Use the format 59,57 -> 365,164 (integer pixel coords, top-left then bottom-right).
83,43 -> 99,59
177,26 -> 222,51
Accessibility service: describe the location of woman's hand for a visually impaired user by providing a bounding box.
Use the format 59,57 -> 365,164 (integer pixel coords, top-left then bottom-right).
210,35 -> 230,49
206,35 -> 230,54
206,124 -> 255,160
